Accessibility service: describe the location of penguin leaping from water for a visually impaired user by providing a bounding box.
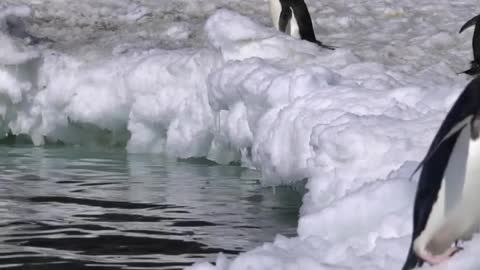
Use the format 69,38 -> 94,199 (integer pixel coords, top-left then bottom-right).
402,76 -> 480,269
459,14 -> 480,75
268,0 -> 335,50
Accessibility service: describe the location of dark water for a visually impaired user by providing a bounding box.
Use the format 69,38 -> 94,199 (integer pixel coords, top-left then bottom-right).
0,146 -> 302,269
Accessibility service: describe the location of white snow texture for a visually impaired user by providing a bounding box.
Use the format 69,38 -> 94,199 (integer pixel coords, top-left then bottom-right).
0,0 -> 478,269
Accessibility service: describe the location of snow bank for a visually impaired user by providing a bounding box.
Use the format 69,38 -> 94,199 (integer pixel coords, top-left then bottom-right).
0,4 -> 40,140
1,0 -> 480,269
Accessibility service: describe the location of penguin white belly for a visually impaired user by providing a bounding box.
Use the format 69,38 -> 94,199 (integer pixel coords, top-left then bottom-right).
451,135 -> 480,237
414,126 -> 480,255
269,0 -> 282,30
289,7 -> 301,38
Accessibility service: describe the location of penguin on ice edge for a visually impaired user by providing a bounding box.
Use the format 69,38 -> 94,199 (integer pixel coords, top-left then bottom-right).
459,14 -> 480,75
268,0 -> 334,50
402,76 -> 480,270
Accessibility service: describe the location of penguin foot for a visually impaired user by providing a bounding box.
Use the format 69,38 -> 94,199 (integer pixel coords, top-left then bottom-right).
418,246 -> 462,266
315,41 -> 336,50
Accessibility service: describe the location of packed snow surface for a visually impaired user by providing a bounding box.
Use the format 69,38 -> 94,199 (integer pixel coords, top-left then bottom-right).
0,0 -> 479,269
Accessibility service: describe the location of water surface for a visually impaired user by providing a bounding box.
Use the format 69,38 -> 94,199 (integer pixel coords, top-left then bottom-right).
0,146 -> 301,269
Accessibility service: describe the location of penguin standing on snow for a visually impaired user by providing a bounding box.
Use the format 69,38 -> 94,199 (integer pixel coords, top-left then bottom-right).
268,0 -> 335,50
402,76 -> 480,270
459,14 -> 480,75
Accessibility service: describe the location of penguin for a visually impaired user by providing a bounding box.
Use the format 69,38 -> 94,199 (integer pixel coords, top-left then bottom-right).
459,14 -> 480,75
402,76 -> 480,270
268,0 -> 335,50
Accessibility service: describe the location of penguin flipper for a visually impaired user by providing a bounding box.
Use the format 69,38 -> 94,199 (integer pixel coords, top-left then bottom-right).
459,14 -> 480,33
408,117 -> 472,181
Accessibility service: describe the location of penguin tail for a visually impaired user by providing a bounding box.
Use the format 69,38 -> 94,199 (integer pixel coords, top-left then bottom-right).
315,40 -> 336,50
459,14 -> 480,33
402,247 -> 423,270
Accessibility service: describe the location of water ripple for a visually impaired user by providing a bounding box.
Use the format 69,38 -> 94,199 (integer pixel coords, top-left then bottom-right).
0,146 -> 302,269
